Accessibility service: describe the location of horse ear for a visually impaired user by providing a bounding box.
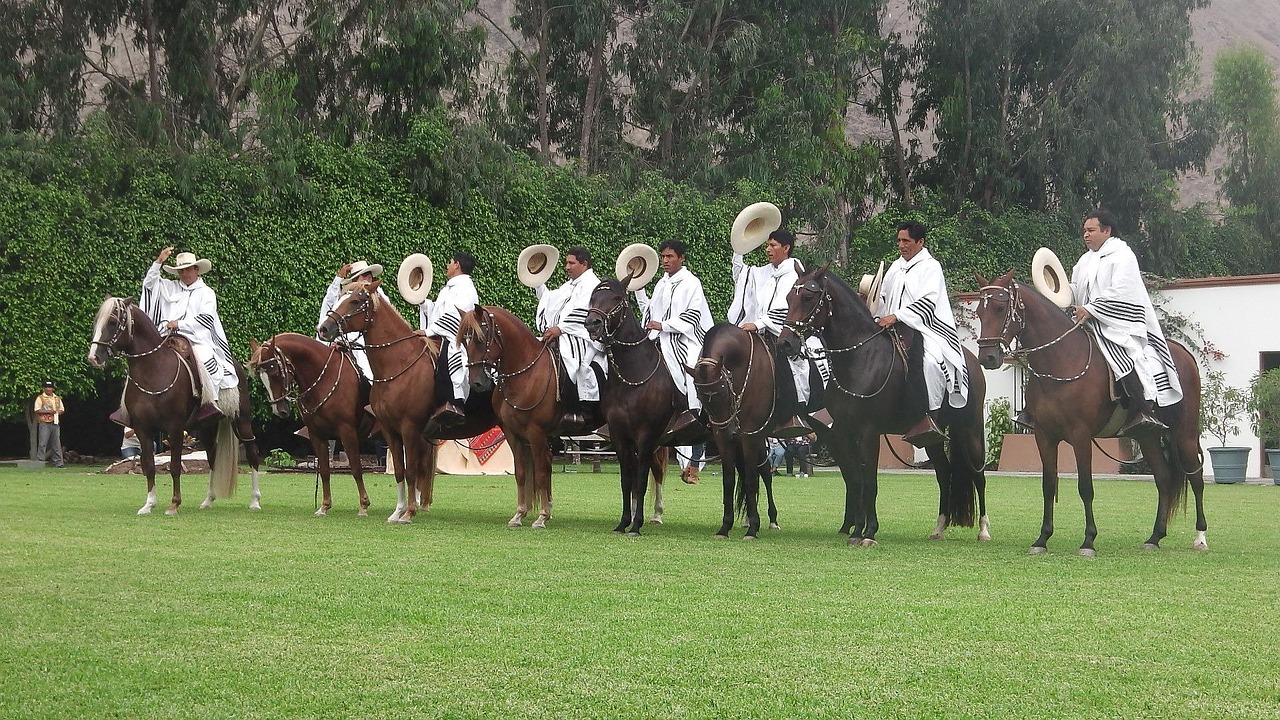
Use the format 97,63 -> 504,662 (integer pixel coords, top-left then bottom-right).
249,338 -> 261,353
816,263 -> 830,277
1000,269 -> 1015,283
975,272 -> 989,286
123,297 -> 135,306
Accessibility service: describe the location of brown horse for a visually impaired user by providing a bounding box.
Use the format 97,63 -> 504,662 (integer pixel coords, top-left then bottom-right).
974,270 -> 1207,555
688,323 -> 782,540
248,333 -> 372,517
778,267 -> 989,547
317,278 -> 495,523
456,306 -> 564,528
584,278 -> 677,535
88,296 -> 262,515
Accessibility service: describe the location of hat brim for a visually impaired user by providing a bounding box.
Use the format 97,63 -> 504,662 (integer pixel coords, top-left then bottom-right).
517,244 -> 559,289
397,254 -> 434,305
862,261 -> 885,311
343,263 -> 384,285
1032,247 -> 1073,308
730,202 -> 783,255
615,243 -> 660,292
163,259 -> 212,275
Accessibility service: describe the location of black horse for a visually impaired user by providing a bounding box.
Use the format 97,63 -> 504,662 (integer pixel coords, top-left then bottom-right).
585,278 -> 677,535
778,267 -> 990,546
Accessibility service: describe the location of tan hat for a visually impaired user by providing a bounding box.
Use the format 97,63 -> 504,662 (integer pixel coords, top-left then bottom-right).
858,261 -> 885,311
615,243 -> 660,292
163,252 -> 212,275
730,202 -> 783,254
397,253 -> 434,305
1032,247 -> 1073,308
517,244 -> 559,288
342,260 -> 384,285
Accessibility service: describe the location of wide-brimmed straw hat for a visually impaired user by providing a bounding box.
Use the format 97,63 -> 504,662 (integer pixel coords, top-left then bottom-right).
397,253 -> 434,305
730,202 -> 783,254
1031,247 -> 1073,308
163,252 -> 212,275
858,261 -> 885,311
342,260 -> 384,285
615,243 -> 660,292
517,244 -> 559,289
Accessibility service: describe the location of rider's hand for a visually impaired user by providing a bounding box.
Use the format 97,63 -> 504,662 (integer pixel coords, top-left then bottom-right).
542,327 -> 562,340
156,246 -> 175,264
877,314 -> 897,328
1071,305 -> 1092,324
740,322 -> 757,333
165,320 -> 179,331
339,263 -> 352,278
645,321 -> 662,331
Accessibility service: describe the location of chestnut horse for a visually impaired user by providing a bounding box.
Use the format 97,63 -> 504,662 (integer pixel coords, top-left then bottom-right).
456,306 -> 564,528
88,296 -> 262,515
778,267 -> 989,547
317,278 -> 495,523
248,333 -> 372,517
974,270 -> 1207,555
687,323 -> 782,540
584,278 -> 677,535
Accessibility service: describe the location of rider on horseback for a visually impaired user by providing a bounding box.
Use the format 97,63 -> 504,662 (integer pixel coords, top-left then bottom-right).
1068,209 -> 1180,436
316,260 -> 386,381
632,239 -> 714,445
138,246 -> 236,424
873,221 -> 969,448
420,252 -> 480,425
534,246 -> 607,433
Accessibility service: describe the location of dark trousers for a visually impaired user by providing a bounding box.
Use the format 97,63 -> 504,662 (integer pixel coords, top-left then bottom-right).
36,423 -> 64,466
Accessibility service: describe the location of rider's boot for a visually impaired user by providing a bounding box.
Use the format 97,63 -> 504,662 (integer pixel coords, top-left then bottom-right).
192,403 -> 223,424
1117,373 -> 1167,436
902,412 -> 945,448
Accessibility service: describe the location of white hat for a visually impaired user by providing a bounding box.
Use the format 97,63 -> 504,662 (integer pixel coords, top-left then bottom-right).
163,252 -> 212,275
730,202 -> 783,254
517,244 -> 559,289
1031,247 -> 1073,308
397,253 -> 434,305
342,260 -> 384,285
858,261 -> 885,311
615,243 -> 660,292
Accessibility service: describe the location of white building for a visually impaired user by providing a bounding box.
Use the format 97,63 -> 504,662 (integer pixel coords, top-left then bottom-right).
959,273 -> 1280,479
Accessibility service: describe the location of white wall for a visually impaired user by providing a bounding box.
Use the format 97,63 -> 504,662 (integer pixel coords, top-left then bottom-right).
959,275 -> 1280,478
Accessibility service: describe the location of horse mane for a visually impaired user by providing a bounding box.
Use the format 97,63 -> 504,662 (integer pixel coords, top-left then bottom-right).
457,308 -> 484,344
802,266 -> 875,323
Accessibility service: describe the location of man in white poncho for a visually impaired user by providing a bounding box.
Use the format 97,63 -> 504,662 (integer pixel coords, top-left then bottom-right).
534,246 -> 606,431
419,252 -> 480,425
873,221 -> 968,448
316,260 -> 386,381
1070,209 -> 1180,436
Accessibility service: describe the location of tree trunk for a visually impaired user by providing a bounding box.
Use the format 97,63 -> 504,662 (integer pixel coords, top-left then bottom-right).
535,0 -> 551,160
578,35 -> 606,174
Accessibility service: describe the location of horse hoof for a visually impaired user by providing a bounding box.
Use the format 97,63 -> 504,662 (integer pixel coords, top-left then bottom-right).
1078,548 -> 1096,558
357,510 -> 369,518
314,509 -> 328,517
1192,541 -> 1209,551
165,508 -> 178,517
768,523 -> 780,531
743,535 -> 757,541
713,533 -> 729,540
978,531 -> 992,542
859,538 -> 878,548
1141,542 -> 1159,551
626,531 -> 641,538
1028,546 -> 1048,555
928,531 -> 944,541
137,507 -> 153,516
649,517 -> 663,525
199,501 -> 213,510
532,520 -> 547,530
847,536 -> 862,546
248,502 -> 262,511
396,515 -> 413,525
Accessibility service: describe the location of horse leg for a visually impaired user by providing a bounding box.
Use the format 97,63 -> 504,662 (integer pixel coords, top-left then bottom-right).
1140,434 -> 1176,550
762,447 -> 780,531
341,426 -> 371,518
742,445 -> 764,540
615,445 -> 639,534
311,433 -> 333,517
398,431 -> 424,523
831,435 -> 863,536
239,418 -> 262,512
198,424 -> 218,510
848,429 -> 880,546
528,436 -> 553,529
1072,440 -> 1098,557
1180,436 -> 1209,550
714,440 -> 737,538
925,443 -> 952,540
649,451 -> 665,525
419,442 -> 438,513
384,434 -> 408,523
137,430 -> 158,515
508,439 -> 531,528
166,430 -> 184,516
1029,432 -> 1061,554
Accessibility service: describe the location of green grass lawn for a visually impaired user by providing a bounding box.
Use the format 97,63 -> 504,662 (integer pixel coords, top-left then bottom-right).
1,464 -> 1277,719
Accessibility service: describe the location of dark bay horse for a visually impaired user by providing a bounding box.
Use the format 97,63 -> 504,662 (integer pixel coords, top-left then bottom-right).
318,278 -> 495,523
778,267 -> 989,547
584,278 -> 677,535
688,323 -> 782,540
88,296 -> 262,515
248,333 -> 372,517
456,306 -> 564,528
974,270 -> 1207,555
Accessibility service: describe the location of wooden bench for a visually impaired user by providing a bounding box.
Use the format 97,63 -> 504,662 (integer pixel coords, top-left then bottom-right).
561,434 -> 614,472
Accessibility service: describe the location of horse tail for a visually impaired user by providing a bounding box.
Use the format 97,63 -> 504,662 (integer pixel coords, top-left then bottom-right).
209,416 -> 239,499
649,446 -> 669,489
945,435 -> 978,528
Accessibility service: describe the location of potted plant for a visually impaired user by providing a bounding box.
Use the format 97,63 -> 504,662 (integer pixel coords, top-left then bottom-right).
1249,368 -> 1280,484
1201,370 -> 1251,483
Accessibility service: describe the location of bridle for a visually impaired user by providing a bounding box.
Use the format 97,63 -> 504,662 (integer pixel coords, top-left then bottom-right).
691,334 -> 776,437
325,289 -> 431,383
976,281 -> 1092,382
90,298 -> 169,360
254,340 -> 349,414
586,284 -> 663,387
463,309 -> 555,412
784,277 -> 899,398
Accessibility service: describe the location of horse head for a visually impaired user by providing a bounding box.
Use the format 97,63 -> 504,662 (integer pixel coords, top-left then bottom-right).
88,296 -> 140,369
318,279 -> 379,341
585,278 -> 631,342
458,307 -> 499,395
779,265 -> 833,357
974,270 -> 1023,370
248,337 -> 293,417
688,357 -> 740,438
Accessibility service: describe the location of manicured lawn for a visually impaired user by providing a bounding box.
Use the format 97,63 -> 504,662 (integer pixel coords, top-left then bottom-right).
1,464 -> 1277,719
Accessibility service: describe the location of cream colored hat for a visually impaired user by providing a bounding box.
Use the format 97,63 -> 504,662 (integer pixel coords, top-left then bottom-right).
1032,247 -> 1073,308
342,260 -> 384,285
397,253 -> 434,305
730,202 -> 783,254
517,244 -> 559,289
615,243 -> 660,292
858,261 -> 885,311
163,252 -> 212,275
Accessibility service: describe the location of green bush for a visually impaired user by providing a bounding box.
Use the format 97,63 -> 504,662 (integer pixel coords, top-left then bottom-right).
985,397 -> 1012,469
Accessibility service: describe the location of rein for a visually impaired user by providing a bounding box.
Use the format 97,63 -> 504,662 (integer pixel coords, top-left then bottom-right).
92,299 -> 196,396
785,280 -> 900,399
258,340 -> 348,414
693,333 -> 777,436
976,283 -> 1093,382
466,309 -> 556,412
588,290 -> 664,387
326,291 -> 432,383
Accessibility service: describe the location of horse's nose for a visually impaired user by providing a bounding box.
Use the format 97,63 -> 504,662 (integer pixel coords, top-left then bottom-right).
471,377 -> 493,394
777,335 -> 799,358
584,318 -> 601,339
317,322 -> 336,342
271,402 -> 290,418
978,347 -> 1003,370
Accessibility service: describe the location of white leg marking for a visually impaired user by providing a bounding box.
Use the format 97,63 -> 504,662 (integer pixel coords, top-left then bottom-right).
929,513 -> 946,540
978,515 -> 992,542
249,470 -> 262,511
1192,531 -> 1208,551
138,491 -> 158,515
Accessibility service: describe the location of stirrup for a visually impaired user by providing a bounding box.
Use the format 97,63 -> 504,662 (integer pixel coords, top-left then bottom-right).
1119,412 -> 1167,437
1013,408 -> 1035,431
431,402 -> 466,426
109,409 -> 129,428
902,415 -> 944,448
769,415 -> 812,440
192,403 -> 223,424
657,410 -> 708,446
